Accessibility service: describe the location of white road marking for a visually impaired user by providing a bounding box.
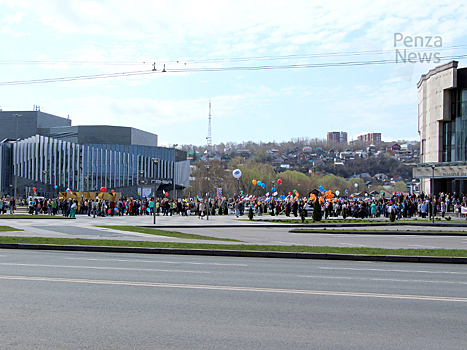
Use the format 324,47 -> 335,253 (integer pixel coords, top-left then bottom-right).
318,267 -> 467,275
339,243 -> 367,247
0,263 -> 210,274
64,257 -> 248,267
298,275 -> 467,285
407,245 -> 443,249
0,274 -> 465,303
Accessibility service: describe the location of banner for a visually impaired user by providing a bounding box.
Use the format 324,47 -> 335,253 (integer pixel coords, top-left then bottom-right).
217,188 -> 222,197
461,206 -> 467,214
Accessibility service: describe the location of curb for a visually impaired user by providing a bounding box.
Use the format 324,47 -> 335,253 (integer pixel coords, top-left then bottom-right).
1,243 -> 465,264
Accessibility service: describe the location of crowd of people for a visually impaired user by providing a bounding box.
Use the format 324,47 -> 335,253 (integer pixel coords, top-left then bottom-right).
0,191 -> 466,220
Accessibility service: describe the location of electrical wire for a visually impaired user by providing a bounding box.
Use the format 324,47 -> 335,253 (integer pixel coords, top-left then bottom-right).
0,53 -> 466,86
0,44 -> 465,67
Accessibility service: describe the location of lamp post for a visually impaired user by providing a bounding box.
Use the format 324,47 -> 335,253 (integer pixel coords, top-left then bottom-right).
152,158 -> 160,225
13,114 -> 21,201
205,164 -> 211,220
173,144 -> 178,200
42,170 -> 47,197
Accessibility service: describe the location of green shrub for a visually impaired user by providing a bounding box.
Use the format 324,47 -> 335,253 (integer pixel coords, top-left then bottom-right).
312,199 -> 322,222
389,210 -> 396,222
248,206 -> 254,220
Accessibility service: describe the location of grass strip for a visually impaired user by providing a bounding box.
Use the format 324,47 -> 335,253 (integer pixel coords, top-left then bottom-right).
0,226 -> 22,232
252,218 -> 467,225
251,219 -> 388,224
0,236 -> 466,257
97,226 -> 243,242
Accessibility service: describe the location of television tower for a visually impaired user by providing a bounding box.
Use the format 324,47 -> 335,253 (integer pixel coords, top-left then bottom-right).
206,100 -> 212,152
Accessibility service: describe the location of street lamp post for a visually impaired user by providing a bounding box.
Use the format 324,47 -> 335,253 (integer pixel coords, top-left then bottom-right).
152,158 -> 160,225
205,164 -> 211,220
42,170 -> 47,197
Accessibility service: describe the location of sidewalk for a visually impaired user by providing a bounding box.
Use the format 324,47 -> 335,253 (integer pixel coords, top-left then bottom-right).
1,213 -> 466,264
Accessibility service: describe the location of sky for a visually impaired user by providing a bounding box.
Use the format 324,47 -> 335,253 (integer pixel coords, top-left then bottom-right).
1,0 -> 466,147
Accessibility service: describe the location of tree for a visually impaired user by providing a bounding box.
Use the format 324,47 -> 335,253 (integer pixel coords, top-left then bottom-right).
391,181 -> 408,194
312,199 -> 322,222
253,149 -> 269,163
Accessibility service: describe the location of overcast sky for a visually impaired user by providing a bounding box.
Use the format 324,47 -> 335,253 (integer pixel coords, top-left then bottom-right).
1,0 -> 466,146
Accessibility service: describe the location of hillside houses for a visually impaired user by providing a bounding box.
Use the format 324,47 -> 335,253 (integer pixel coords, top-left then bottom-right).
186,140 -> 419,181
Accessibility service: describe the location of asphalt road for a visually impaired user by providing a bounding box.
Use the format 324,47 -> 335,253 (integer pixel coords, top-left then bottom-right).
1,249 -> 466,349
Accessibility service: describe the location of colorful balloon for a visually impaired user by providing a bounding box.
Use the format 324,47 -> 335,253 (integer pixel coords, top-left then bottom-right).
257,180 -> 262,186
100,187 -> 107,193
261,183 -> 265,189
33,187 -> 37,191
271,187 -> 276,192
277,179 -> 282,184
319,186 -> 324,191
252,179 -> 257,185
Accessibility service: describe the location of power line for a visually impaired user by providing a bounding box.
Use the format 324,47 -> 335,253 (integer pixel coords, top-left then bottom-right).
0,44 -> 465,67
1,54 -> 467,86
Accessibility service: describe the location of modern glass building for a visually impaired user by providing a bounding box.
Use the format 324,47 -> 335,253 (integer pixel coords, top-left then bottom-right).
0,111 -> 189,198
415,61 -> 467,195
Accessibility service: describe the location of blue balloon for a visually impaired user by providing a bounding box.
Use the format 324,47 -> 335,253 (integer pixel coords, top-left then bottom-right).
345,190 -> 349,193
280,195 -> 286,200
54,185 -> 58,189
271,187 -> 276,192
257,180 -> 262,185
261,183 -> 265,188
319,186 -> 324,191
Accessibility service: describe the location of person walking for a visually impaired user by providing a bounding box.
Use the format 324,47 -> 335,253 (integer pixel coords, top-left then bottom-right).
148,197 -> 155,216
9,197 -> 15,214
70,200 -> 78,218
92,200 -> 98,218
199,201 -> 206,219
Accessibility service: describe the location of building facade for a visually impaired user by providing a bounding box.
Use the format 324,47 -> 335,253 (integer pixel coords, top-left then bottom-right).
415,61 -> 467,194
0,111 -> 189,199
356,133 -> 382,146
327,131 -> 347,143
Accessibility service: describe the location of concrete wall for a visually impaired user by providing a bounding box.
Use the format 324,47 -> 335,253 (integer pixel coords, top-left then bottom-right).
417,61 -> 458,193
417,61 -> 457,164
